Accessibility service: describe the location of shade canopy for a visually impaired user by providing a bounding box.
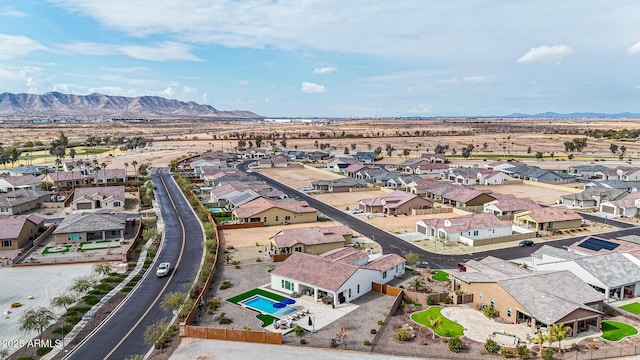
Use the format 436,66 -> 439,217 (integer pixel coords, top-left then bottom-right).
272,302 -> 286,308
282,298 -> 296,305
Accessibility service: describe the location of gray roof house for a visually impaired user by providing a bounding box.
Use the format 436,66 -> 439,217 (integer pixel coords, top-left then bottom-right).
52,212 -> 127,244
534,249 -> 640,302
503,165 -> 574,183
353,151 -> 378,163
0,189 -> 53,215
560,187 -> 628,208
311,178 -> 368,193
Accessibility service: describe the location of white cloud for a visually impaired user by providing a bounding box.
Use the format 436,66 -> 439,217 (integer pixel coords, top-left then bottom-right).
55,41 -> 202,61
440,75 -> 492,85
0,8 -> 28,17
517,45 -> 572,64
161,86 -> 176,98
629,41 -> 640,54
301,82 -> 326,93
0,34 -> 45,59
313,66 -> 337,75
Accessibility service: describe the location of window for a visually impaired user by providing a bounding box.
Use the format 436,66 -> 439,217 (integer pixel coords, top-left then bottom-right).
473,230 -> 479,236
281,279 -> 292,290
348,288 -> 351,298
507,307 -> 512,317
0,207 -> 7,213
294,246 -> 302,252
1,240 -> 11,247
113,201 -> 121,207
490,298 -> 495,306
479,292 -> 483,300
263,217 -> 267,222
382,271 -> 387,279
275,216 -> 279,222
285,215 -> 291,221
357,284 -> 360,294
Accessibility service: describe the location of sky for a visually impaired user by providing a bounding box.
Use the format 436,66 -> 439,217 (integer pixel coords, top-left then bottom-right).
1,1 -> 640,117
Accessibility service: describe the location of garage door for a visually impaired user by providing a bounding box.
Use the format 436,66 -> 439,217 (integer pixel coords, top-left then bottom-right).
416,225 -> 426,234
76,203 -> 93,210
601,205 -> 615,214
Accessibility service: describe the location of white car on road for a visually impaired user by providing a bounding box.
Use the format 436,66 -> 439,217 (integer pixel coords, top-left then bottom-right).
156,262 -> 171,277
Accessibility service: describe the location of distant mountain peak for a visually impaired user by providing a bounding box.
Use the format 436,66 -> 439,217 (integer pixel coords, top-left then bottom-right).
0,92 -> 262,120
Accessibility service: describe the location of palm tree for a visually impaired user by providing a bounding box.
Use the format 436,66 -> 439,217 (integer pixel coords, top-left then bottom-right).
549,323 -> 572,351
68,165 -> 76,190
55,158 -> 62,188
408,277 -> 426,292
101,162 -> 108,187
131,160 -> 138,179
93,165 -> 101,187
18,307 -> 55,334
124,162 -> 129,182
42,168 -> 50,191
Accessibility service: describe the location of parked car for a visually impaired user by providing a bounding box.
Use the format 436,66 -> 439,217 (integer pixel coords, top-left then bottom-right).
519,240 -> 534,247
156,262 -> 171,277
350,209 -> 364,214
415,261 -> 430,268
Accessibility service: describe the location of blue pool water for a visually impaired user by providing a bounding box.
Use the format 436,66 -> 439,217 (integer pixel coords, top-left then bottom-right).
209,207 -> 225,213
240,295 -> 296,318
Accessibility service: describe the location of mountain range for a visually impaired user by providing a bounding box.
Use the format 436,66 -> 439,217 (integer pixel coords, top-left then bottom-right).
505,111 -> 640,119
0,92 -> 261,120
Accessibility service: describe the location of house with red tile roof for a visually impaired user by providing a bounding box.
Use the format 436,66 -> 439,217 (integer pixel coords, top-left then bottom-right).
514,206 -> 582,232
598,191 -> 640,218
416,213 -> 513,243
358,190 -> 431,215
420,153 -> 447,163
269,225 -> 353,255
257,155 -> 289,168
0,214 -> 45,250
484,197 -> 542,217
72,186 -> 125,212
270,248 -> 405,305
441,188 -> 497,208
0,175 -> 44,192
232,197 -> 317,226
43,171 -> 86,189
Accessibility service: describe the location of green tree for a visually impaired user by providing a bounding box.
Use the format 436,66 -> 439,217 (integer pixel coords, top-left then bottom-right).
143,319 -> 171,349
404,251 -> 419,266
610,143 -> 619,154
484,338 -> 500,353
142,227 -> 158,241
70,275 -> 96,294
92,262 -> 113,277
160,292 -> 187,314
18,307 -> 56,334
403,149 -> 410,158
50,294 -> 76,310
535,152 -> 543,160
447,337 -> 464,352
549,323 -> 572,351
408,278 -> 425,292
344,147 -> 350,155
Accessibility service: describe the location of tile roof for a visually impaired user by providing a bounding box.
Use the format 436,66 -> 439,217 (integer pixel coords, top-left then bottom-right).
319,247 -> 369,265
574,252 -> 640,287
0,215 -> 44,239
486,197 -> 541,212
311,178 -> 369,187
604,191 -> 640,209
271,252 -> 359,292
1,175 -> 44,186
53,212 -> 127,234
561,187 -> 628,202
73,186 -> 125,202
531,245 -> 585,261
569,236 -> 640,256
418,213 -> 512,234
271,225 -> 352,248
0,189 -> 52,206
92,168 -> 126,179
363,253 -> 405,271
443,187 -> 495,203
50,171 -> 83,182
359,190 -> 419,208
455,256 -> 531,283
233,197 -> 316,218
517,206 -> 582,223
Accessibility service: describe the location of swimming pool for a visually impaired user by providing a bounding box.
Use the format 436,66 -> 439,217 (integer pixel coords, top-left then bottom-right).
240,295 -> 296,318
209,207 -> 225,213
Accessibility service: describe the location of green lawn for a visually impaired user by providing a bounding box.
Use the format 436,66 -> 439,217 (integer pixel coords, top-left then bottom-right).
226,288 -> 286,305
619,302 -> 640,315
601,321 -> 638,341
256,313 -> 278,327
431,270 -> 450,282
410,306 -> 464,338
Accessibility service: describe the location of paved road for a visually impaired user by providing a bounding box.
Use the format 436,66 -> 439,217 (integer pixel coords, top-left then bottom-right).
238,161 -> 640,268
63,168 -> 204,360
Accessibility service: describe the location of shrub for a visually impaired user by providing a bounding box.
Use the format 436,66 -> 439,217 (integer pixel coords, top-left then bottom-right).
128,262 -> 136,268
65,315 -> 82,325
484,338 -> 500,353
541,348 -> 554,360
330,338 -> 338,347
36,347 -> 53,356
426,295 -> 436,306
441,296 -> 453,305
500,346 -> 515,358
300,339 -> 307,345
395,329 -> 410,341
483,305 -> 496,318
83,295 -> 100,305
256,258 -> 263,262
218,312 -> 233,325
68,306 -> 91,314
605,307 -> 617,317
294,326 -> 304,336
363,339 -> 371,346
121,286 -> 133,292
52,324 -> 74,334
377,320 -> 383,325
447,337 -> 464,353
234,264 -> 241,269
370,329 -> 377,334
219,280 -> 232,290
516,344 -> 530,360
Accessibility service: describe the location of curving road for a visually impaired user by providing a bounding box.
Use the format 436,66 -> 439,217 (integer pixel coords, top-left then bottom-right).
238,161 -> 640,269
63,168 -> 204,360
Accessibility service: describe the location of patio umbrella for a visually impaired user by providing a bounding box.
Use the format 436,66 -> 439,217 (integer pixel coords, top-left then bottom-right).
273,302 -> 285,308
308,316 -> 313,326
283,298 -> 296,305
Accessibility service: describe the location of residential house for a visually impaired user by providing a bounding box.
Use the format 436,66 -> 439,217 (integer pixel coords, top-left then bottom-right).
406,178 -> 456,196
484,160 -> 523,172
52,212 -> 127,244
326,157 -> 358,172
441,188 -> 497,208
270,248 -> 405,305
228,190 -> 262,208
257,155 -> 289,168
514,206 -> 582,232
72,186 -> 125,211
43,171 -> 86,189
92,169 -> 127,185
595,166 -> 640,181
0,214 -> 44,249
584,180 -> 640,192
232,197 -> 317,225
599,191 -> 640,217
503,165 -> 574,183
413,162 -> 449,175
452,256 -> 605,335
420,153 -> 447,163
560,187 -> 628,209
343,163 -> 368,178
531,245 -> 640,301
477,170 -> 513,185
0,189 -> 52,215
270,225 -> 353,255
353,151 -> 378,163
568,165 -> 610,179
63,160 -> 95,175
284,150 -> 305,160
415,213 -> 513,244
311,178 -> 368,193
569,235 -> 640,261
385,175 -> 421,190
355,167 -> 397,185
11,165 -> 48,177
304,151 -> 331,162
448,169 -> 511,185
484,197 -> 542,217
0,175 -> 44,192
358,190 -> 431,215
244,149 -> 268,159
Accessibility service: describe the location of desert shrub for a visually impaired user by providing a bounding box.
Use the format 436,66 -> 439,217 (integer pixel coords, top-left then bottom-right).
516,344 -> 530,359
441,296 -> 453,305
36,347 -> 53,356
395,329 -> 411,341
426,295 -> 436,305
447,337 -> 464,353
65,315 -> 82,325
219,280 -> 232,290
52,324 -> 74,334
363,339 -> 371,345
484,338 -> 500,353
83,295 -> 100,305
500,346 -> 515,358
483,305 -> 496,318
377,320 -> 383,325
300,339 -> 307,344
370,329 -> 377,334
330,338 -> 338,347
541,348 -> 554,360
294,326 -> 304,336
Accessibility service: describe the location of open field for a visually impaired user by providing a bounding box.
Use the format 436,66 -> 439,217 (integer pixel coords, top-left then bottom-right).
475,182 -> 582,205
259,166 -> 343,189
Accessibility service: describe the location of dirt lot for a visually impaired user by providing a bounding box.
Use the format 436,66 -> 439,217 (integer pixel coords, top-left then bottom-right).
476,182 -> 582,205
259,166 -> 344,189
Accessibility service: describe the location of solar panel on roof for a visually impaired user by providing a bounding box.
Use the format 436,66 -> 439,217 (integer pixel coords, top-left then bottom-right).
578,237 -> 620,252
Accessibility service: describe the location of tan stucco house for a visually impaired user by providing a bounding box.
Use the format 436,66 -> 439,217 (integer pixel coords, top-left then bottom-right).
270,225 -> 353,255
232,197 -> 317,226
0,214 -> 45,250
514,206 -> 582,232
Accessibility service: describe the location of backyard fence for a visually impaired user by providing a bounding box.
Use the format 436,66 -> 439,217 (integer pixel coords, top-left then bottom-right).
282,334 -> 371,352
411,207 -> 453,216
182,326 -> 282,344
370,287 -> 405,350
12,224 -> 57,265
552,345 -> 640,359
